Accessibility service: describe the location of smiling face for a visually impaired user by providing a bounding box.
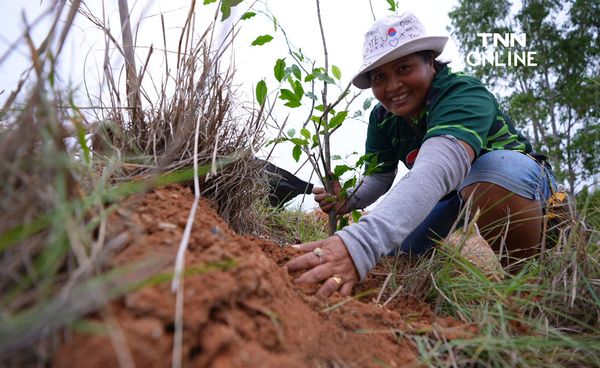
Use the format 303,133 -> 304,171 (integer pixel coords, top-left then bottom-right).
369,53 -> 436,119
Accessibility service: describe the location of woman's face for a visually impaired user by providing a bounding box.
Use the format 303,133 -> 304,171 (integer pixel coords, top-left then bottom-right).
369,54 -> 435,119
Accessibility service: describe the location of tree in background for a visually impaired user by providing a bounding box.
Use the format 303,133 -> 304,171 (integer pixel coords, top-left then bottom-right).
448,0 -> 599,192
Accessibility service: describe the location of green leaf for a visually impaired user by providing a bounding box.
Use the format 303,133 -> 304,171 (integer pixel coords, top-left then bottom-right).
75,124 -> 91,165
220,0 -> 243,21
203,0 -> 217,4
356,152 -> 375,167
292,145 -> 302,162
386,0 -> 397,11
337,216 -> 349,230
292,64 -> 302,80
363,97 -> 374,110
300,128 -> 311,139
266,137 -> 287,146
280,89 -> 301,107
304,73 -> 316,82
332,65 -> 342,80
256,80 -> 267,106
274,59 -> 286,82
287,129 -> 296,137
292,80 -> 304,98
284,101 -> 302,110
329,111 -> 348,130
351,210 -> 362,223
251,35 -> 274,46
334,164 -> 352,178
313,69 -> 335,84
293,50 -> 304,62
365,155 -> 381,176
317,73 -> 336,84
305,92 -> 318,100
311,134 -> 319,148
290,137 -> 309,146
279,89 -> 297,101
343,177 -> 357,190
241,11 -> 256,20
331,155 -> 342,160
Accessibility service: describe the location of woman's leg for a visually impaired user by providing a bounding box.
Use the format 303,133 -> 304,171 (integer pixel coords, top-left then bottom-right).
460,182 -> 543,261
458,150 -> 555,264
393,192 -> 461,257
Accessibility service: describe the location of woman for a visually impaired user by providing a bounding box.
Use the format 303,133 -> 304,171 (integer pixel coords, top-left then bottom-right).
285,12 -> 556,298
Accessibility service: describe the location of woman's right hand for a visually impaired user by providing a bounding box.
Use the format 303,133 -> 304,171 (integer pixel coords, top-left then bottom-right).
312,180 -> 347,214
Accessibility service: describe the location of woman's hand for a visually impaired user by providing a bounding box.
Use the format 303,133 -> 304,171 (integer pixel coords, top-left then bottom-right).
312,180 -> 347,214
285,235 -> 359,298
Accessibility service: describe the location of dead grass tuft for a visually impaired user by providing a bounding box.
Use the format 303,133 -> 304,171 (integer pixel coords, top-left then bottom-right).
81,2 -> 270,234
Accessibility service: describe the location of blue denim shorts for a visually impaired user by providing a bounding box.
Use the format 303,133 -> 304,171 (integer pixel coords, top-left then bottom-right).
397,150 -> 557,256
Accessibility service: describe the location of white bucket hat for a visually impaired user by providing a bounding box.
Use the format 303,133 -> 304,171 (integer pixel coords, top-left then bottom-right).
352,12 -> 448,89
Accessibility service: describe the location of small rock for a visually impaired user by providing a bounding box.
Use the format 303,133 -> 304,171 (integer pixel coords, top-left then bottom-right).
141,213 -> 154,223
158,222 -> 178,230
445,224 -> 504,281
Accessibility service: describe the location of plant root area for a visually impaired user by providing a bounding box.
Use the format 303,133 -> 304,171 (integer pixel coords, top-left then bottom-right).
54,185 -> 475,368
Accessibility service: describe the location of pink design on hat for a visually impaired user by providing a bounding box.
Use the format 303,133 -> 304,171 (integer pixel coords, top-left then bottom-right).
352,12 -> 449,89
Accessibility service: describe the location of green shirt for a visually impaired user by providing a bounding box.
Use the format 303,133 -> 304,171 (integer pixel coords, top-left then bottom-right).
365,66 -> 532,173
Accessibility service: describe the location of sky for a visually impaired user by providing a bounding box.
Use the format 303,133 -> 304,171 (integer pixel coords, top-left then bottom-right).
0,0 -> 464,210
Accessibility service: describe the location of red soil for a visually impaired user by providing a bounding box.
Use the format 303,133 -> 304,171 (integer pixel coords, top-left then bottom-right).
54,185 -> 475,367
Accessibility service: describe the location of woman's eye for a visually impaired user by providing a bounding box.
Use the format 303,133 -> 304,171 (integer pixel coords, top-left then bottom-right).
371,73 -> 384,82
397,65 -> 410,73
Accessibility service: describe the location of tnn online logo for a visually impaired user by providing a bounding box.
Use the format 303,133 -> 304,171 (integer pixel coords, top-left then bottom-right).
466,33 -> 538,67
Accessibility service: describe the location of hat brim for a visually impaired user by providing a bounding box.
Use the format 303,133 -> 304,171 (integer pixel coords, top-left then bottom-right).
351,36 -> 448,89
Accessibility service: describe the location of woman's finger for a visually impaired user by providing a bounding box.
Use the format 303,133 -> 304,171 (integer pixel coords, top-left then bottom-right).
285,240 -> 325,272
316,276 -> 343,298
294,263 -> 332,284
320,202 -> 335,212
285,251 -> 321,273
314,193 -> 333,202
339,282 -> 354,296
292,240 -> 322,252
312,186 -> 325,195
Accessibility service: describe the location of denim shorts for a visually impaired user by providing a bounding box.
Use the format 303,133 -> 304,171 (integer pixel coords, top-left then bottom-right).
396,150 -> 557,256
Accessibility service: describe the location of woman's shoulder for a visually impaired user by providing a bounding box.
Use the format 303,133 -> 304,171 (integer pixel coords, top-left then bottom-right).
434,65 -> 486,89
428,66 -> 497,107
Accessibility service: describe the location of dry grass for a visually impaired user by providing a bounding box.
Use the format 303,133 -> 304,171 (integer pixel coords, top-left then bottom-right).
80,1 -> 270,233
0,1 -> 270,365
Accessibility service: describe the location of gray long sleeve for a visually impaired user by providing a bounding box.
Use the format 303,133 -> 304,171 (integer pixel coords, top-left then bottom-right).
345,171 -> 396,211
336,135 -> 471,280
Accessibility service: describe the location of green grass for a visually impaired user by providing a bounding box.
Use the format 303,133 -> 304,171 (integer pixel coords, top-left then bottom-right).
270,202 -> 600,367
262,204 -> 328,244
404,222 -> 599,367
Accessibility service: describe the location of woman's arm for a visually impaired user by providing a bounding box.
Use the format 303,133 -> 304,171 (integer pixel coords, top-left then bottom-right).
336,135 -> 473,280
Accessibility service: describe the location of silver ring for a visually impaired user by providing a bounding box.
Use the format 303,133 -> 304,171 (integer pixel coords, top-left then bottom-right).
313,247 -> 324,262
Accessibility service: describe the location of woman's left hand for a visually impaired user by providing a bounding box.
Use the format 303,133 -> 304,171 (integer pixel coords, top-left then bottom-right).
284,235 -> 359,298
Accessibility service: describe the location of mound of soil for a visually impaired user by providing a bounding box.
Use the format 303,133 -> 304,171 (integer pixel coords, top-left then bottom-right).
54,185 -> 475,367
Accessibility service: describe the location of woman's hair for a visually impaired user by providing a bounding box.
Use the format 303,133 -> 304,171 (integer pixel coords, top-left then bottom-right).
415,50 -> 448,73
